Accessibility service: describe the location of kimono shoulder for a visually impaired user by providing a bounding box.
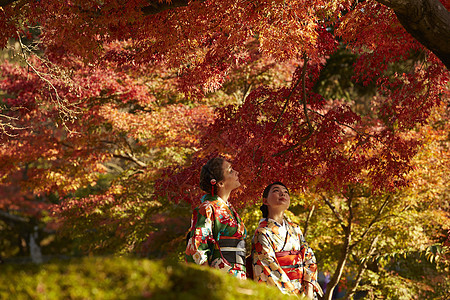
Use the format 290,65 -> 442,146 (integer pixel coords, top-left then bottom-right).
285,219 -> 302,233
255,218 -> 298,235
194,194 -> 219,216
194,195 -> 228,218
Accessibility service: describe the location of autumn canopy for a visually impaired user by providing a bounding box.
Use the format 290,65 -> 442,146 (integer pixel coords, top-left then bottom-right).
0,0 -> 449,299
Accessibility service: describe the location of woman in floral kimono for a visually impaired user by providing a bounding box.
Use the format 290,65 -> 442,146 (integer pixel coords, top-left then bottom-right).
251,182 -> 323,298
185,157 -> 247,279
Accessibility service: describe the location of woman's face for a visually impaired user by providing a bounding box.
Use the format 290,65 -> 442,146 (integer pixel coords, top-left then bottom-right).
218,160 -> 240,192
263,184 -> 290,212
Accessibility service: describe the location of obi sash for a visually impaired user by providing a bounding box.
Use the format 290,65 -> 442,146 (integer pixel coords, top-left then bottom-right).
275,248 -> 306,281
218,236 -> 246,265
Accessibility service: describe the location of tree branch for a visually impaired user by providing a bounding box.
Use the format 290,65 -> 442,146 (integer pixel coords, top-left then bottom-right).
271,66 -> 304,134
300,54 -> 313,136
141,0 -> 191,15
271,56 -> 314,157
346,187 -> 354,228
303,205 -> 315,238
376,0 -> 450,69
271,143 -> 299,157
16,33 -> 81,132
323,195 -> 347,232
0,210 -> 29,223
324,212 -> 352,300
0,110 -> 26,136
353,195 -> 391,246
344,232 -> 382,300
0,0 -> 17,7
307,108 -> 372,138
113,151 -> 147,168
274,55 -> 313,136
323,189 -> 355,300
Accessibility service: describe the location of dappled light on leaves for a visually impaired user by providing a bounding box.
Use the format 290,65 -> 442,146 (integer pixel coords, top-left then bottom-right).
0,1 -> 448,297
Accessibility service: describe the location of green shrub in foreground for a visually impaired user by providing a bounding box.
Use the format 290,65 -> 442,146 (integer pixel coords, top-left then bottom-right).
0,256 -> 297,300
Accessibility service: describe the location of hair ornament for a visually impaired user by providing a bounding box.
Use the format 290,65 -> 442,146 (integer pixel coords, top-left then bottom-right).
210,179 -> 216,196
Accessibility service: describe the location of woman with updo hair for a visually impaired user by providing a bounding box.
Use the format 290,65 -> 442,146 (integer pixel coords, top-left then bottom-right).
251,182 -> 323,299
185,157 -> 247,279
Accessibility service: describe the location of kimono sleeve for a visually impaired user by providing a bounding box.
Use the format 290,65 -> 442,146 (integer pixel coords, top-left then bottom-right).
252,229 -> 298,295
185,203 -> 215,265
297,227 -> 323,297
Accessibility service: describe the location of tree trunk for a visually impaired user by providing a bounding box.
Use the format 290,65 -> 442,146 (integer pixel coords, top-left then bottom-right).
29,225 -> 43,264
0,0 -> 16,6
376,0 -> 450,69
141,0 -> 190,15
303,205 -> 315,238
343,235 -> 380,300
323,226 -> 352,300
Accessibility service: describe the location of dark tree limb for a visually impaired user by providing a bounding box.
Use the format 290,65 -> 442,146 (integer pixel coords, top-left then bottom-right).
344,232 -> 382,300
271,75 -> 303,134
303,205 -> 315,238
0,210 -> 28,223
351,195 -> 391,248
141,0 -> 191,15
322,189 -> 355,300
271,56 -> 313,157
376,0 -> 450,69
0,0 -> 16,6
300,54 -> 314,136
113,151 -> 147,168
323,195 -> 347,232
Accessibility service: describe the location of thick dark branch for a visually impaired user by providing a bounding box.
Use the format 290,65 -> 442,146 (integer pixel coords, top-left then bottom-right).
344,232 -> 382,300
272,83 -> 300,134
0,0 -> 17,6
376,0 -> 450,69
323,189 -> 354,300
113,151 -> 147,168
324,211 -> 352,300
303,205 -> 315,237
300,54 -> 313,136
271,57 -> 313,157
272,105 -> 367,158
0,210 -> 29,223
142,0 -> 191,15
271,75 -> 303,134
323,195 -> 347,232
345,187 -> 354,225
357,195 -> 390,243
307,108 -> 370,137
272,143 -> 299,157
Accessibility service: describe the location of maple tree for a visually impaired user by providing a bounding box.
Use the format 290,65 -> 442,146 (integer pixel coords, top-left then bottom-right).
312,104 -> 449,299
232,103 -> 449,299
0,35 -> 293,257
0,0 -> 448,298
0,54 -> 215,256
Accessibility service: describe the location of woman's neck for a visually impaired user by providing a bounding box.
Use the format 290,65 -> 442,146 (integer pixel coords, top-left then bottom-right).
217,190 -> 231,203
268,211 -> 284,224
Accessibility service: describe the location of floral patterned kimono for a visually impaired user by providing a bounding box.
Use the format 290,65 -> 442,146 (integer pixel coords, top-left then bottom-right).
251,217 -> 322,298
185,194 -> 247,279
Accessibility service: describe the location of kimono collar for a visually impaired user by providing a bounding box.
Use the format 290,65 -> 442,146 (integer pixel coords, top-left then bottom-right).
259,217 -> 292,228
201,194 -> 228,205
269,218 -> 286,227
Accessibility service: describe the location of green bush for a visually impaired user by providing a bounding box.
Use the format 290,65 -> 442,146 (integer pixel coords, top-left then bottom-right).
0,256 -> 296,300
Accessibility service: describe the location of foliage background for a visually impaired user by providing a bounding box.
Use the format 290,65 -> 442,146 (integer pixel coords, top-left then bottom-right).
0,0 -> 449,299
